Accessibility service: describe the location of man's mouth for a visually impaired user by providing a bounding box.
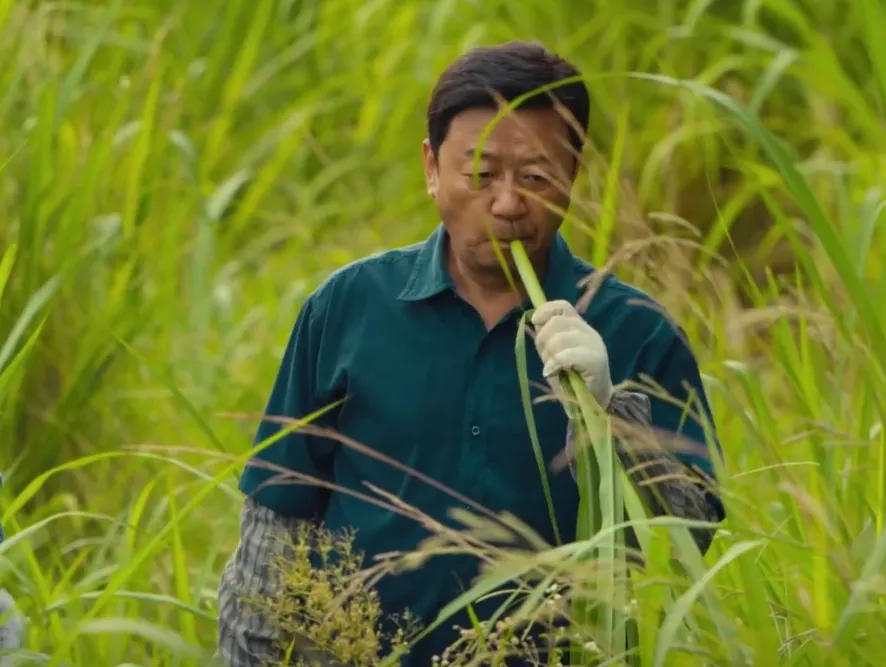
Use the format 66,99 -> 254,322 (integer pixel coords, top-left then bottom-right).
487,233 -> 530,244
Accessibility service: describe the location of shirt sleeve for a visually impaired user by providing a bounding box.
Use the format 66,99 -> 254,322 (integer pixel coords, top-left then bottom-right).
637,321 -> 721,482
215,498 -> 300,666
238,295 -> 342,520
565,390 -> 722,555
215,499 -> 348,667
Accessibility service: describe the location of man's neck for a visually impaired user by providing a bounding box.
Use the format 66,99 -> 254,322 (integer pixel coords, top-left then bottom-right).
447,250 -> 548,328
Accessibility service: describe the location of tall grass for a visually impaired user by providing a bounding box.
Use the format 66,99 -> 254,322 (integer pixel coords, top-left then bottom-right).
1,0 -> 885,664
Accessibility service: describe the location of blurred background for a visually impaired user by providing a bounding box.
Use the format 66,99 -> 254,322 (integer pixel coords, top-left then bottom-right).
1,0 -> 884,664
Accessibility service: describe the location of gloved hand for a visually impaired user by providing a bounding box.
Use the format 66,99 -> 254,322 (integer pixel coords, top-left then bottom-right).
531,300 -> 614,413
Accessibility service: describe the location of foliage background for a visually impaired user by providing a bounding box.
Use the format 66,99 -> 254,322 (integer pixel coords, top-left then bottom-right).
1,0 -> 885,664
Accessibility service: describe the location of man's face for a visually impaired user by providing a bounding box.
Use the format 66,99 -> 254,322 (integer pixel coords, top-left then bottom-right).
422,106 -> 578,277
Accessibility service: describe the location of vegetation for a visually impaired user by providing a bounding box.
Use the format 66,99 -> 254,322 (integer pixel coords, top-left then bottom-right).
1,0 -> 885,665
248,523 -> 418,666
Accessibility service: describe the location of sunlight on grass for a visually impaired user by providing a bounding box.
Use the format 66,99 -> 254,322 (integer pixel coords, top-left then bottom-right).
1,0 -> 885,664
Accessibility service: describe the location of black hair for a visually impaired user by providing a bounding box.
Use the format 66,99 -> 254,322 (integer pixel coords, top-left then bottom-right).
426,40 -> 590,158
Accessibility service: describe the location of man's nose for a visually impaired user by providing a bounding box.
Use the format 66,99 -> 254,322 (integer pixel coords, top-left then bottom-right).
489,179 -> 527,220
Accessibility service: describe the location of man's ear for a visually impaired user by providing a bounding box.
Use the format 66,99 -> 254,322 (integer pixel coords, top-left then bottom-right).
421,139 -> 439,198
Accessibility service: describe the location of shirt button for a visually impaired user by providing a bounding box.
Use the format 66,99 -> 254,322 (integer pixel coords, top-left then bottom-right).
471,425 -> 481,436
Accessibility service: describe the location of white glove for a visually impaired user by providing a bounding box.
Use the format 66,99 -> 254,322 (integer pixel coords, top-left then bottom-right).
531,300 -> 614,412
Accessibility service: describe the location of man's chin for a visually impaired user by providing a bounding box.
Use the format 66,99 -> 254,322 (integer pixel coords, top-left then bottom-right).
476,250 -> 518,274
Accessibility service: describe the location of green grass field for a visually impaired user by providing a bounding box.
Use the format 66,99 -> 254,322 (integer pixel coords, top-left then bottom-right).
2,0 -> 886,664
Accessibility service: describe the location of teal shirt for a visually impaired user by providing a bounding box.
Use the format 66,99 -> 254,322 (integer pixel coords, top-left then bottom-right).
240,224 -> 722,664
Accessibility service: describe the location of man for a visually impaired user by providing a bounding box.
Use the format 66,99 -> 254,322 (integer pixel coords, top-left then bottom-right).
217,41 -> 725,666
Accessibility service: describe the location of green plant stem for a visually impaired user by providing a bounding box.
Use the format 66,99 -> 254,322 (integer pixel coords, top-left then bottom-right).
510,240 -> 630,663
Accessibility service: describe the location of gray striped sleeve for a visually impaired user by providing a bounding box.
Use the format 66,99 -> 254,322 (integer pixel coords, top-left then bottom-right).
216,500 -> 348,667
216,498 -> 302,667
566,390 -> 720,554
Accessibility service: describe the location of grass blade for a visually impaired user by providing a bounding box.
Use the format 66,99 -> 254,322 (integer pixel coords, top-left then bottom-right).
515,311 -> 562,546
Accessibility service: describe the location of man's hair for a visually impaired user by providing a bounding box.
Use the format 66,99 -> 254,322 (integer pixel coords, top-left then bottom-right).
426,40 -> 590,158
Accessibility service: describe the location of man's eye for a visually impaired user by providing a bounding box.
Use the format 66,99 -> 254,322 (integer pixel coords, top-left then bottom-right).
463,172 -> 492,188
523,173 -> 549,185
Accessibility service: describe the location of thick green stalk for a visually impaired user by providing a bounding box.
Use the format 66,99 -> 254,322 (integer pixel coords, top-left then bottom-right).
510,241 -> 630,663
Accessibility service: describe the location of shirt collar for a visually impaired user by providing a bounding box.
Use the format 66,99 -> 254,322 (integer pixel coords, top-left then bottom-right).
397,223 -> 585,305
397,224 -> 453,301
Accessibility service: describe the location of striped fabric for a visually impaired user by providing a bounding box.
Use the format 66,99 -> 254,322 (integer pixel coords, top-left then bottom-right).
567,389 -> 720,555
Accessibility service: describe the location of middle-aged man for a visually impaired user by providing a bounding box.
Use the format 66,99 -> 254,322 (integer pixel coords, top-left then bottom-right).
217,40 -> 725,666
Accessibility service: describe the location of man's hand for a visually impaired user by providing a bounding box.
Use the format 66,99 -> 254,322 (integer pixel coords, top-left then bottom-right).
531,300 -> 614,411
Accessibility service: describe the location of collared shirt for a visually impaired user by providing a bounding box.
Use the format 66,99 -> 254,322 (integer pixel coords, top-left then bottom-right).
237,224 -> 722,665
